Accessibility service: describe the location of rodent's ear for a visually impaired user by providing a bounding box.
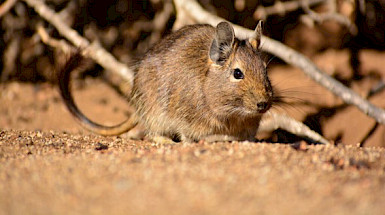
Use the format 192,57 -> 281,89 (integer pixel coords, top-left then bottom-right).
209,22 -> 235,65
249,21 -> 263,50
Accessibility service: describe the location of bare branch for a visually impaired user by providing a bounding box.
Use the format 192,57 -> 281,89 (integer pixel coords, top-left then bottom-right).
301,0 -> 357,35
234,0 -> 246,12
22,0 -> 134,88
36,23 -> 130,98
133,0 -> 174,50
253,0 -> 326,20
259,112 -> 330,145
358,122 -> 379,147
0,0 -> 17,17
1,34 -> 20,82
368,81 -> 385,98
173,0 -> 385,125
253,0 -> 357,35
36,23 -> 74,55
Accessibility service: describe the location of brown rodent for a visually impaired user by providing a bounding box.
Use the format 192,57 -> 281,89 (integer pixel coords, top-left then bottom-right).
59,21 -> 273,142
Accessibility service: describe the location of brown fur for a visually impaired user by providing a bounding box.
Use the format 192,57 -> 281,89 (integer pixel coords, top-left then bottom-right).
59,22 -> 273,142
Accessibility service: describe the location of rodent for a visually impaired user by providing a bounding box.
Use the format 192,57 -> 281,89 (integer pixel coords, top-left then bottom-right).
58,21 -> 274,142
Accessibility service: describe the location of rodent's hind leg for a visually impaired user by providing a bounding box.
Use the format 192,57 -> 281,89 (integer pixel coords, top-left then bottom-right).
147,133 -> 197,144
180,134 -> 194,143
148,135 -> 176,145
120,125 -> 145,140
202,134 -> 241,143
258,112 -> 330,145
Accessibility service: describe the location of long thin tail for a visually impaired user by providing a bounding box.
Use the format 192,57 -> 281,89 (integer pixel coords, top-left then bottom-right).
58,52 -> 137,136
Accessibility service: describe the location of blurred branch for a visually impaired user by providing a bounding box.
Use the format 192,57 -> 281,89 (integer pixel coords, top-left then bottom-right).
36,23 -> 74,55
234,0 -> 246,11
173,0 -> 385,125
254,0 -> 357,35
359,122 -> 378,147
0,0 -> 17,17
57,0 -> 78,26
260,112 -> 330,145
1,34 -> 20,82
367,80 -> 385,98
37,23 -> 129,96
301,0 -> 357,34
151,0 -> 174,40
133,0 -> 174,50
357,0 -> 365,14
22,0 -> 134,88
254,0 -> 326,20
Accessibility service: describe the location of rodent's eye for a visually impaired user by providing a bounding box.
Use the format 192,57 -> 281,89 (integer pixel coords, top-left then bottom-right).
233,68 -> 244,79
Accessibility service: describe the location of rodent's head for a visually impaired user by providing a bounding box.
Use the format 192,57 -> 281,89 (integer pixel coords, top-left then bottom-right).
205,21 -> 273,118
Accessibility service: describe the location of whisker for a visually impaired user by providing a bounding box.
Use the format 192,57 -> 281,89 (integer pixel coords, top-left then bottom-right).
271,102 -> 307,115
269,105 -> 287,114
270,78 -> 321,96
266,56 -> 276,67
277,88 -> 319,97
274,96 -> 313,106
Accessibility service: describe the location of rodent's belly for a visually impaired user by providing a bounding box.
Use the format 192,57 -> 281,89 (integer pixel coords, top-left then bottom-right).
139,107 -> 262,141
181,115 -> 262,140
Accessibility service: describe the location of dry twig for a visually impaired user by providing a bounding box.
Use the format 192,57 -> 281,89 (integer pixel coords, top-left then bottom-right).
173,0 -> 385,125
22,0 -> 134,88
301,0 -> 357,34
1,34 -> 20,81
150,0 -> 174,42
36,23 -> 74,55
36,23 -> 128,95
253,0 -> 326,20
0,0 -> 17,17
259,112 -> 329,145
133,0 -> 174,51
254,0 -> 357,35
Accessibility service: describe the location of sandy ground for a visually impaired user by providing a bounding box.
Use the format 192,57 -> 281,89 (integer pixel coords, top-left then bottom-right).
0,49 -> 385,214
1,130 -> 385,215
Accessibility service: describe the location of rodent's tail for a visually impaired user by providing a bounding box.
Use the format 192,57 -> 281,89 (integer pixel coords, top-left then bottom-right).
58,52 -> 137,136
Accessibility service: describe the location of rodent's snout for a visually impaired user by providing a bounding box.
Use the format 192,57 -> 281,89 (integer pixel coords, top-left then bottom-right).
256,89 -> 273,113
256,100 -> 271,113
244,84 -> 273,114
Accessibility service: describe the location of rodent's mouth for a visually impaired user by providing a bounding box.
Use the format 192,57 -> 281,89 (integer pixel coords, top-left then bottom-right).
219,102 -> 272,118
257,102 -> 272,114
242,101 -> 272,115
236,108 -> 266,118
248,105 -> 272,117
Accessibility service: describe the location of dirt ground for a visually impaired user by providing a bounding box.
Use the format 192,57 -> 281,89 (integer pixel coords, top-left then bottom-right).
0,49 -> 385,214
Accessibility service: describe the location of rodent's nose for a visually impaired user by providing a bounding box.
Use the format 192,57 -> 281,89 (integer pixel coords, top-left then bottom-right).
257,101 -> 270,113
